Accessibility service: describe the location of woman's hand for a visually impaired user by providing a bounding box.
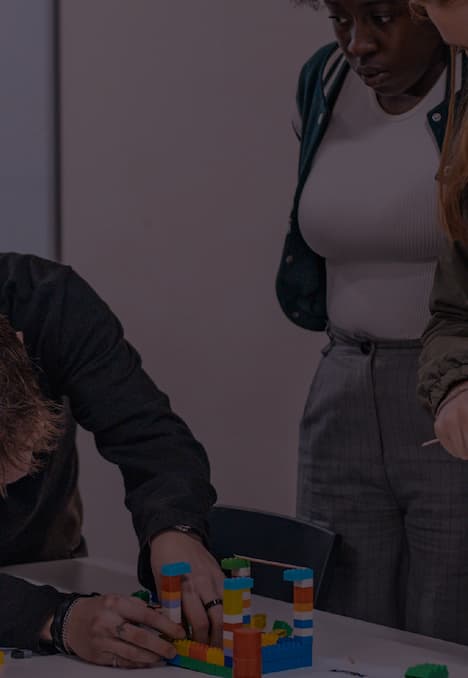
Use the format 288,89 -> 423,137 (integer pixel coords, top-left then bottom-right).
434,382 -> 468,460
64,593 -> 185,668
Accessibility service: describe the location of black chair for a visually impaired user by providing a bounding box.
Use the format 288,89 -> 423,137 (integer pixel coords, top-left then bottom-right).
207,505 -> 340,607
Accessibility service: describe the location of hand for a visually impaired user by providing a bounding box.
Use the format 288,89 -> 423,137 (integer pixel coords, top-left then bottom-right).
63,593 -> 185,668
434,382 -> 468,460
150,530 -> 224,647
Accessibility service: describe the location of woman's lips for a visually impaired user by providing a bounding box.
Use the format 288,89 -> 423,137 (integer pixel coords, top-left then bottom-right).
358,69 -> 391,88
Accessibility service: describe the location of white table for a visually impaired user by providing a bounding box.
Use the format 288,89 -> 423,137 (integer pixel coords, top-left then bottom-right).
0,558 -> 467,677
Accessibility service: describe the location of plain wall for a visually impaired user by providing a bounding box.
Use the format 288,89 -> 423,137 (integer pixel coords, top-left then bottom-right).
60,0 -> 333,565
0,0 -> 57,257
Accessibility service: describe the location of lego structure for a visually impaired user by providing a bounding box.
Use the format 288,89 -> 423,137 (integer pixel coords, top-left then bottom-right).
162,557 -> 314,677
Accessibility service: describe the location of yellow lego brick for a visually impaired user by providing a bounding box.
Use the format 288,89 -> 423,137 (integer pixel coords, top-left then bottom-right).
174,639 -> 191,657
223,590 -> 243,608
261,632 -> 279,647
206,648 -> 225,666
0,650 -> 4,665
250,614 -> 266,630
223,638 -> 234,650
294,602 -> 314,613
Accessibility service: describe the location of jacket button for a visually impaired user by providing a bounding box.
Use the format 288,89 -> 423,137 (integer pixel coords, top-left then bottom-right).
292,311 -> 300,319
432,112 -> 442,122
286,255 -> 294,265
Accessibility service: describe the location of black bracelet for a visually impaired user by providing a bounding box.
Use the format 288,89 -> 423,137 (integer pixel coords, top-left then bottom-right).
50,592 -> 99,655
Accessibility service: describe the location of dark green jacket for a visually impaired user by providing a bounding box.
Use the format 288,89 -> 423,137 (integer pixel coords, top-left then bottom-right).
418,238 -> 468,414
276,42 -> 465,332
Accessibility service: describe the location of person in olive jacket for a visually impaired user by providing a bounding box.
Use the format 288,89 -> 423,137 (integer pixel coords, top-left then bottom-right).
416,0 -> 468,460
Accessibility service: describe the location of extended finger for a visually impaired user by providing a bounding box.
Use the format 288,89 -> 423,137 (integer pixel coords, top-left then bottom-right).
197,584 -> 224,647
109,595 -> 185,640
181,581 -> 210,645
110,619 -> 178,660
104,636 -> 168,667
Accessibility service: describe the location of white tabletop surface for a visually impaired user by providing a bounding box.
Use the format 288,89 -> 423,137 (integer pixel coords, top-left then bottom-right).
0,558 -> 467,677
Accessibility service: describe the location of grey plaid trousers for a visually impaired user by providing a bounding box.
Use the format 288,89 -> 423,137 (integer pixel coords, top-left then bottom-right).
297,325 -> 468,645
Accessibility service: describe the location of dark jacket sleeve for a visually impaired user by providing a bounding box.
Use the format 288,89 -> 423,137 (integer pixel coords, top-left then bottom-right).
418,239 -> 468,414
0,574 -> 67,651
39,267 -> 216,590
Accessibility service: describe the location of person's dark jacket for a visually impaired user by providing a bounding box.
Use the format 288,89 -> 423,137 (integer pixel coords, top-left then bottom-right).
276,42 -> 467,332
418,236 -> 468,413
0,252 -> 216,650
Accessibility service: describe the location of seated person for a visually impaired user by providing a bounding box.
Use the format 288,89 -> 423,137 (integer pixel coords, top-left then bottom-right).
0,252 -> 223,668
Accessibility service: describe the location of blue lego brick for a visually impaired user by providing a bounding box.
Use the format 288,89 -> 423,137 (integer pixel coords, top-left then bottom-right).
162,599 -> 180,609
283,568 -> 314,582
261,636 -> 313,672
262,654 -> 313,674
293,619 -> 314,629
161,562 -> 191,576
224,656 -> 233,668
223,577 -> 254,591
242,615 -> 251,624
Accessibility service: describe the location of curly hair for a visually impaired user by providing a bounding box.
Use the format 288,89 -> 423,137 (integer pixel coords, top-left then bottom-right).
0,315 -> 63,495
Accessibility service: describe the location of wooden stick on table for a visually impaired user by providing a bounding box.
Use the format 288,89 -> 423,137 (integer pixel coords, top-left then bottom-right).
233,554 -> 301,570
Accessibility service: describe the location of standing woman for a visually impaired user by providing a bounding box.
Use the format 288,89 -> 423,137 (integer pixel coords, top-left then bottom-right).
277,0 -> 468,642
417,2 -> 468,458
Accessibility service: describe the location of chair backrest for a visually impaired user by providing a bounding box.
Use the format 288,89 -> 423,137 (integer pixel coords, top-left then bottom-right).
207,505 -> 340,606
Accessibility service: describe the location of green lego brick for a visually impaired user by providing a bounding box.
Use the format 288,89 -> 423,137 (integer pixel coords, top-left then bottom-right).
221,557 -> 250,570
131,590 -> 151,603
272,620 -> 293,638
170,655 -> 232,678
405,664 -> 449,678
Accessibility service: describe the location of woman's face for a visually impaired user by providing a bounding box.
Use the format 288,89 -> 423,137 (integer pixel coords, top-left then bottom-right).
324,0 -> 445,97
424,0 -> 468,50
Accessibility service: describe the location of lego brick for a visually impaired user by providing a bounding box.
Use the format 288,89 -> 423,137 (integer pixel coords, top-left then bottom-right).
207,648 -> 225,666
293,619 -> 313,629
0,651 -> 4,665
293,587 -> 313,604
405,665 -> 449,678
224,615 -> 244,626
293,610 -> 314,621
161,575 -> 182,592
131,589 -> 151,603
283,568 -> 313,583
161,562 -> 191,576
233,568 -> 252,577
233,628 -> 262,678
170,654 -> 232,678
221,558 -> 250,571
250,614 -> 266,630
293,602 -> 313,613
162,598 -> 181,609
291,579 -> 314,589
161,590 -> 181,601
242,615 -> 252,624
189,643 -> 209,662
224,577 -> 254,591
10,649 -> 32,659
271,621 -> 293,638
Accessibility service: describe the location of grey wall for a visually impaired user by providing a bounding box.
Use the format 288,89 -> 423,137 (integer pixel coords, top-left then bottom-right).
60,0 -> 333,565
0,0 -> 57,257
